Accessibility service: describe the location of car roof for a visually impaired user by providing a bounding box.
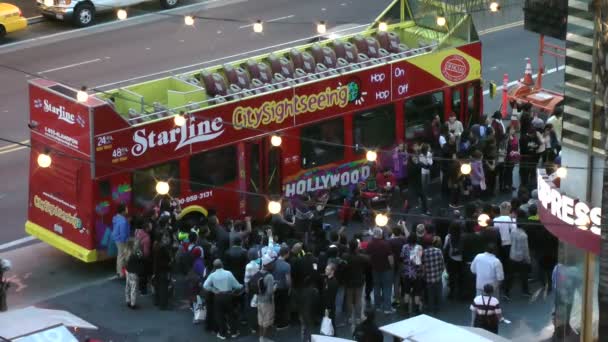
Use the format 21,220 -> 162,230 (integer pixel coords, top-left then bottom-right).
0,3 -> 19,12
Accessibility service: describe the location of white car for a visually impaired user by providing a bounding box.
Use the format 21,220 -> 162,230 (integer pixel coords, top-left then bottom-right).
37,0 -> 179,27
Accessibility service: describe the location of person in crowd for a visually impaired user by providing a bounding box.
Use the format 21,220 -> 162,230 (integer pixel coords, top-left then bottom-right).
493,202 -> 516,274
244,249 -> 261,334
471,244 -> 504,299
431,114 -> 442,148
401,234 -> 423,315
531,112 -> 545,131
407,147 -> 428,213
125,239 -> 144,309
441,134 -> 457,195
507,220 -> 531,297
470,284 -> 502,334
447,112 -> 464,137
389,224 -> 408,306
223,236 -> 248,284
322,262 -> 339,335
542,123 -> 559,164
500,126 -> 519,192
254,255 -> 276,342
209,214 -> 230,259
519,103 -> 533,135
519,128 -> 541,188
203,259 -> 243,340
272,246 -> 292,330
152,237 -> 172,311
444,222 -> 463,299
366,227 -> 395,314
470,150 -> 485,198
392,143 -> 408,189
343,239 -> 368,325
353,308 -> 383,342
134,218 -> 152,295
422,236 -> 445,315
112,204 -> 130,279
546,108 -> 563,144
482,134 -> 498,198
419,143 -> 433,200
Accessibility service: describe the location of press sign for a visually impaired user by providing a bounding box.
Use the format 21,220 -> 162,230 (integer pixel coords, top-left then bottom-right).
537,174 -> 601,235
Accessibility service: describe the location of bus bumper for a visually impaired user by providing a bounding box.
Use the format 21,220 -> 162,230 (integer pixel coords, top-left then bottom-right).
25,221 -> 98,263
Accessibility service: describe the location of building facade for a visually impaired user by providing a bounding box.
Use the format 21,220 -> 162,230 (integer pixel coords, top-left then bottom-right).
542,0 -> 607,341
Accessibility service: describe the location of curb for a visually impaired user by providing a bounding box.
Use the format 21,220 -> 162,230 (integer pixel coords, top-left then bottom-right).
27,16 -> 45,25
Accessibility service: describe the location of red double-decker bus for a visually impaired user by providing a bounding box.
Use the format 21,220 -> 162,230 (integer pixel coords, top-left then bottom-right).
26,0 -> 482,262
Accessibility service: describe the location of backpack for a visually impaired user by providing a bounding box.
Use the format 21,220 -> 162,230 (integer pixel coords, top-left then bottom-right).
248,271 -> 268,295
175,243 -> 195,275
335,258 -> 349,286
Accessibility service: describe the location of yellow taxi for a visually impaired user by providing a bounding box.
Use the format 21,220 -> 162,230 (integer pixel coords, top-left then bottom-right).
0,3 -> 27,37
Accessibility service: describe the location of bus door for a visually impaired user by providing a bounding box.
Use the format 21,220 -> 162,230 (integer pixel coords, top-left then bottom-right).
464,81 -> 481,127
245,138 -> 282,218
95,172 -> 131,253
449,85 -> 464,121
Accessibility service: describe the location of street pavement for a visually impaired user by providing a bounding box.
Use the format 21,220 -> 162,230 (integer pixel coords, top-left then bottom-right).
4,0 -> 38,18
0,5 -> 564,340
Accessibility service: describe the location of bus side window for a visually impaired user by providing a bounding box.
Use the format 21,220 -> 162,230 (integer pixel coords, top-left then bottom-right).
466,84 -> 478,125
353,104 -> 396,153
300,118 -> 344,169
132,161 -> 180,209
404,91 -> 444,144
190,145 -> 237,191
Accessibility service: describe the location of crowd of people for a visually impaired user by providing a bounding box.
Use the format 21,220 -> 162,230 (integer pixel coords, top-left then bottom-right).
108,104 -> 563,341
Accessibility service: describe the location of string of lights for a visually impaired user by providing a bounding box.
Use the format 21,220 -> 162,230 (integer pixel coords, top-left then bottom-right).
1,136 -> 604,230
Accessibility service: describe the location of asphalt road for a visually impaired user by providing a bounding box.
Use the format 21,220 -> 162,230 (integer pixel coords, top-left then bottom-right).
0,0 -> 562,248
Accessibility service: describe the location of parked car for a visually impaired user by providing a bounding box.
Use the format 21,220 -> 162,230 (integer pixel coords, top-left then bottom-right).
0,2 -> 27,37
36,0 -> 179,27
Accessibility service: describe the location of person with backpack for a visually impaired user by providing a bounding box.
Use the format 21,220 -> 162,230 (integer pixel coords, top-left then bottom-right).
134,218 -> 152,295
400,234 -> 424,315
244,249 -> 262,334
272,246 -> 292,330
250,255 -> 276,342
203,259 -> 243,340
470,284 -> 502,334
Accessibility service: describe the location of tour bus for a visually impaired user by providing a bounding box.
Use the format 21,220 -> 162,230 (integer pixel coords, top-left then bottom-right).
26,0 -> 482,262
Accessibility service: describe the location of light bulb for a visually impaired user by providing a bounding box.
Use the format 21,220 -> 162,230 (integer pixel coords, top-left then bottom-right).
253,20 -> 263,33
366,150 -> 377,162
478,213 -> 490,227
117,9 -> 127,20
556,166 -> 567,178
268,200 -> 281,214
460,163 -> 472,175
270,135 -> 282,147
174,114 -> 186,126
375,213 -> 389,227
436,16 -> 446,27
155,181 -> 170,195
76,89 -> 88,103
184,15 -> 195,26
317,21 -> 327,34
37,153 -> 51,168
378,22 -> 388,32
489,2 -> 500,12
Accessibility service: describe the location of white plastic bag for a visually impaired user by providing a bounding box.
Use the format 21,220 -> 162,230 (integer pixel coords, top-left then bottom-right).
320,310 -> 334,336
193,295 -> 206,324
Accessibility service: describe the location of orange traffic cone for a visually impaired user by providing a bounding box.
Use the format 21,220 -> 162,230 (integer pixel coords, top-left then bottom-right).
522,57 -> 534,86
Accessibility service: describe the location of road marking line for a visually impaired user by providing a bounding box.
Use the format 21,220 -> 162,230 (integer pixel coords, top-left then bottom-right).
0,236 -> 37,251
0,139 -> 30,151
0,145 -> 28,154
479,20 -> 523,36
37,58 -> 102,74
239,14 -> 294,28
0,0 -> 244,54
483,65 -> 565,96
